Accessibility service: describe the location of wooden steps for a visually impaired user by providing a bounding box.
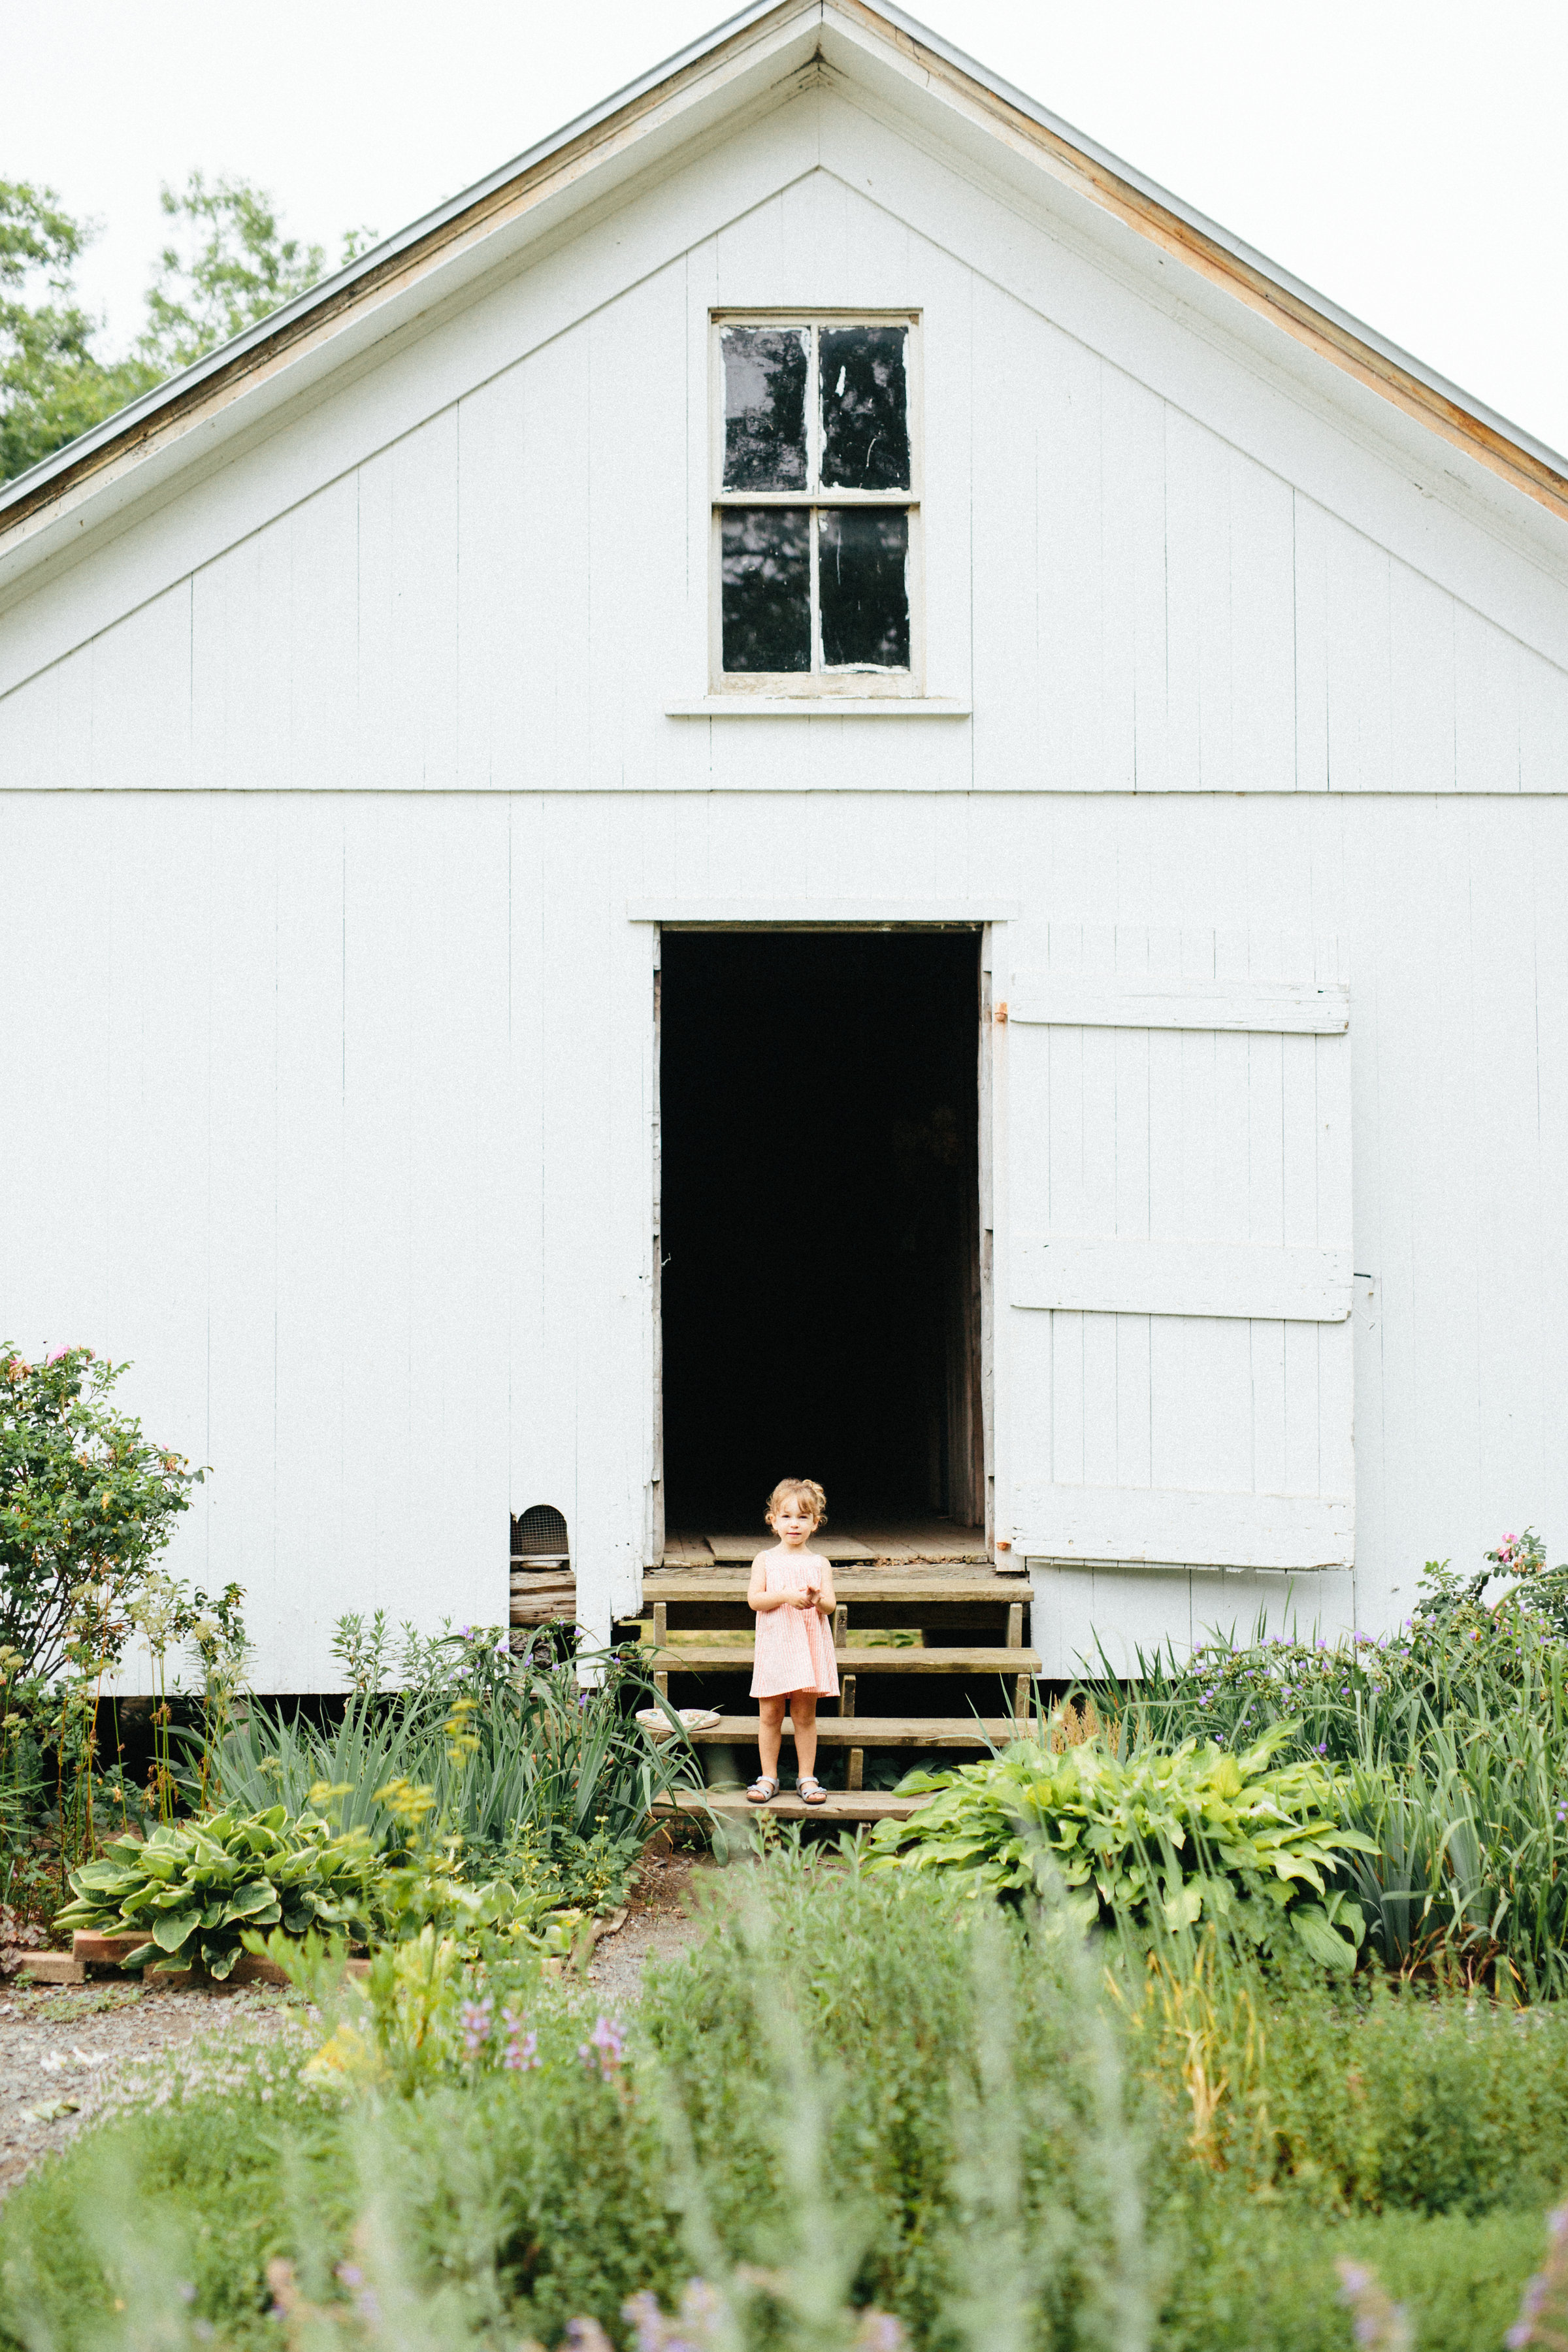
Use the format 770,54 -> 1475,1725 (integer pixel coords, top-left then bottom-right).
653,1786 -> 930,1825
636,1550 -> 1036,1814
679,1714 -> 1019,1747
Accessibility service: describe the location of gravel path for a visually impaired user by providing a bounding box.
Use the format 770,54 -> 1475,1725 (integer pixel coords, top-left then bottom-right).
584,1848 -> 719,2010
0,1979 -> 295,2191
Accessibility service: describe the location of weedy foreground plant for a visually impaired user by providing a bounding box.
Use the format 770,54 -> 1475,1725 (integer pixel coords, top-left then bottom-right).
11,1850 -> 1568,2349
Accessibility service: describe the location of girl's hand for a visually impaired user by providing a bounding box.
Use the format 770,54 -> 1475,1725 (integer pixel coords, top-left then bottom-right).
787,1590 -> 814,1609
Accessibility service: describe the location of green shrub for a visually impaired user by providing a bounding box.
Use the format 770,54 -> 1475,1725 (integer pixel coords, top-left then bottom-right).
210,1627 -> 694,1914
1080,1534 -> 1568,1771
0,1344 -> 202,1680
1122,1928 -> 1568,2221
54,1804 -> 381,1977
1157,2197 -> 1547,2351
0,2029 -> 349,2347
641,1850 -> 1154,2349
1339,1703 -> 1568,1997
868,1723 -> 1373,1968
1067,1535 -> 1568,1994
0,1973 -> 678,2351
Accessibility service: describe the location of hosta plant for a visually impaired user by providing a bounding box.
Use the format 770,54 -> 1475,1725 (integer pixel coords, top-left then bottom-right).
868,1722 -> 1375,1968
55,1802 -> 380,1978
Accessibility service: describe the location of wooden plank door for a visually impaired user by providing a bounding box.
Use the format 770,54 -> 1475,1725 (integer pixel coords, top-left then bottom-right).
998,927 -> 1352,1620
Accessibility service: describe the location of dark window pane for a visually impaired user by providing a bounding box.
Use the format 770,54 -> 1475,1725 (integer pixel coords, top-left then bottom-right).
819,508 -> 909,669
819,325 -> 909,490
721,508 -> 811,672
721,327 -> 808,489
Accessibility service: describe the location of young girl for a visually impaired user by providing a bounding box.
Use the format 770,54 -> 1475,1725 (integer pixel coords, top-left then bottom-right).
747,1477 -> 838,1806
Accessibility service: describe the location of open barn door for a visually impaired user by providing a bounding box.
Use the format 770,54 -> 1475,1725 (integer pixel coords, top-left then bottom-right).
996,930 -> 1353,1674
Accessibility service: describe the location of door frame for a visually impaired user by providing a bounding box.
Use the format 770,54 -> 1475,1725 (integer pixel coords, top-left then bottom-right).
638,905 -> 1008,1565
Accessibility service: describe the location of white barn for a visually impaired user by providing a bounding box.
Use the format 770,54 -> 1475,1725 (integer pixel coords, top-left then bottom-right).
3,0 -> 1566,1692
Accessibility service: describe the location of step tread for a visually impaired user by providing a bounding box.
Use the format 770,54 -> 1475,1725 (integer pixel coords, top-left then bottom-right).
643,1573 -> 1026,1604
653,1788 -> 932,1824
652,1644 -> 1040,1673
680,1714 -> 1022,1746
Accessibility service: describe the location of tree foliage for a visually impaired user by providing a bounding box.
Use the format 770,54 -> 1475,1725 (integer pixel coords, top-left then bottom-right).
0,1345 -> 203,1680
138,171 -> 376,376
0,181 -> 158,482
0,172 -> 376,482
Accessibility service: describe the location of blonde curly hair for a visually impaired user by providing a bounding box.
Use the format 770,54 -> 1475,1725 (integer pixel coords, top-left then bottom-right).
765,1477 -> 827,1529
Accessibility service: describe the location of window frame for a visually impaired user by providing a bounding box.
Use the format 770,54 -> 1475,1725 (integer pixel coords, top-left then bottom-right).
709,308 -> 923,698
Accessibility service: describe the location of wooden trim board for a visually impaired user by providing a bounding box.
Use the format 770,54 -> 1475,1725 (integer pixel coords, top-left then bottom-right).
653,1786 -> 930,1823
677,1714 -> 1021,1744
653,1643 -> 1041,1672
1009,975 -> 1348,1034
1014,1486 -> 1353,1571
1012,1237 -> 1352,1322
642,1572 -> 1025,1602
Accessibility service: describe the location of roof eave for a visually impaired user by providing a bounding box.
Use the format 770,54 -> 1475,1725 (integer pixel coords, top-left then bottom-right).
3,0 -> 1567,562
0,0 -> 811,539
860,0 -> 1568,487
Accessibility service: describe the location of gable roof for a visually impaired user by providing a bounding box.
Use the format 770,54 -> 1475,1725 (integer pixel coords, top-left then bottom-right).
3,0 -> 1566,587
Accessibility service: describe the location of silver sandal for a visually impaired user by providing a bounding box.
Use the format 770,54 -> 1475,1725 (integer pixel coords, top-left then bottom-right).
747,1774 -> 779,1805
797,1774 -> 828,1806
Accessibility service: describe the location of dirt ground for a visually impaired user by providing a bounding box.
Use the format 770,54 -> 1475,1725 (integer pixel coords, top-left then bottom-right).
0,1977 -> 295,2190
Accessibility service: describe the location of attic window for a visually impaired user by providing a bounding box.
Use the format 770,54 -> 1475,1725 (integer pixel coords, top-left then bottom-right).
713,314 -> 919,691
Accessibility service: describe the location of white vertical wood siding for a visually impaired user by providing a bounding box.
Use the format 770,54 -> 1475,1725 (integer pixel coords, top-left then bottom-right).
1,82 -> 1567,1685
2,789 -> 1565,1683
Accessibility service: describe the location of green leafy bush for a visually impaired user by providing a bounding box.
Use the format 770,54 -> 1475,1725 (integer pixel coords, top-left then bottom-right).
54,1803 -> 380,1978
1073,1533 -> 1568,1993
868,1723 -> 1374,1967
0,1345 -> 202,1679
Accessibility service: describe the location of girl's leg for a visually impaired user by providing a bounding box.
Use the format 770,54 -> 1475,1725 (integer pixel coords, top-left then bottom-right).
792,1692 -> 818,1781
757,1694 -> 787,1782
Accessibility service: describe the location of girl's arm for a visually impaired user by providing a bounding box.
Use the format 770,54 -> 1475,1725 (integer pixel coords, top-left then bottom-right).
748,1558 -> 794,1612
814,1560 -> 837,1616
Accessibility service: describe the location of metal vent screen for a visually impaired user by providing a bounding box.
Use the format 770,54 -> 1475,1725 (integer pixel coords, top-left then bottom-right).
512,1504 -> 570,1561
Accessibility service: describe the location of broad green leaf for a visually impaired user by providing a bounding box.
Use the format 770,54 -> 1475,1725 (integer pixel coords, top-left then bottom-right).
152,1910 -> 200,1953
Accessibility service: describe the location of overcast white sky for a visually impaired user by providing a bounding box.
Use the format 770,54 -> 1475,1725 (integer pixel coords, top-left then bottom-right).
4,0 -> 1566,456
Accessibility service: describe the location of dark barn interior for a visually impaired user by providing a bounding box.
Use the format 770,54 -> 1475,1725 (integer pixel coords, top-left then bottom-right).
659,928 -> 983,1537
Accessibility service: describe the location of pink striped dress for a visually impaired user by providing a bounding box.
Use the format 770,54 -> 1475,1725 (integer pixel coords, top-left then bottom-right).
749,1552 -> 840,1699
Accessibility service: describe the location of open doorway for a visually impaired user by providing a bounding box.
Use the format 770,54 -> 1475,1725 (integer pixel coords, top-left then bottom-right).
659,928 -> 984,1536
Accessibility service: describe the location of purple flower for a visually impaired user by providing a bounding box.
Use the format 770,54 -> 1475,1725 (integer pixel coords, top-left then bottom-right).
460,1996 -> 493,2060
580,2014 -> 626,2076
624,2281 -> 729,2352
502,2007 -> 538,2070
